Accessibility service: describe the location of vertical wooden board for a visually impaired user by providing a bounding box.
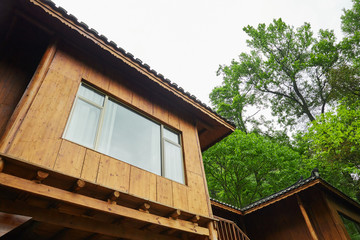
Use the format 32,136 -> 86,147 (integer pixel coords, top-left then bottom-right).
128,167 -> 157,202
97,156 -> 130,193
53,140 -> 86,178
108,77 -> 133,105
129,166 -> 150,199
49,46 -> 84,80
83,62 -> 110,92
168,109 -> 180,129
180,120 -> 202,175
156,176 -> 173,206
8,139 -> 62,168
131,87 -> 153,116
172,182 -> 189,211
152,97 -> 169,124
187,171 -> 209,216
7,69 -> 81,168
149,173 -> 157,202
80,149 -> 101,183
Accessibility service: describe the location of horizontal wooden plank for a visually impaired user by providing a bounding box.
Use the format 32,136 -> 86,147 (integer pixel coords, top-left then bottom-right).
0,172 -> 209,236
0,199 -> 178,240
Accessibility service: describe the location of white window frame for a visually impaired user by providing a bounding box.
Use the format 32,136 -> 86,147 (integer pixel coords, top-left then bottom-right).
63,82 -> 185,184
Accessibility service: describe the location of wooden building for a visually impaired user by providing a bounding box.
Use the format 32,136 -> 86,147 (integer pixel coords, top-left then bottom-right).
211,170 -> 360,240
0,0 -> 235,239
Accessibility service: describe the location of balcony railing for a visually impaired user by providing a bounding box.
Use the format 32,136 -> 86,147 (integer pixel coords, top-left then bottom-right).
214,216 -> 250,240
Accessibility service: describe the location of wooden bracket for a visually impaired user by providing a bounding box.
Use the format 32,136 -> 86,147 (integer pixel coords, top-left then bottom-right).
0,157 -> 4,172
107,191 -> 120,205
169,209 -> 181,220
34,170 -> 49,184
71,179 -> 85,192
139,202 -> 151,213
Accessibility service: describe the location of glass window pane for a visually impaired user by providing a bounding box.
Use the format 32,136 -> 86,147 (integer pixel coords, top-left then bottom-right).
164,141 -> 184,184
98,100 -> 161,175
65,98 -> 101,148
163,128 -> 179,144
78,84 -> 104,106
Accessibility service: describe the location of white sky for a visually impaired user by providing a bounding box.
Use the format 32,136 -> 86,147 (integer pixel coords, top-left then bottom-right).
52,0 -> 353,106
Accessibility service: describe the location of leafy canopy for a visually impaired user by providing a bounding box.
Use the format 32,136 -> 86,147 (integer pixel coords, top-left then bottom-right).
212,19 -> 339,131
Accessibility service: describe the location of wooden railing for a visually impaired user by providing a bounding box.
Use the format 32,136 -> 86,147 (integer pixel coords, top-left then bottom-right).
215,216 -> 250,240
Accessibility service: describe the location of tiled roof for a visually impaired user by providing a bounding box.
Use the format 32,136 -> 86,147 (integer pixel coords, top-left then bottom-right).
40,0 -> 235,128
211,168 -> 324,213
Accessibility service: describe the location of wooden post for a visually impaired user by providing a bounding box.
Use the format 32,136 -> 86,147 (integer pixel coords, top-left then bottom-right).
296,194 -> 319,240
71,179 -> 85,192
107,191 -> 120,205
0,157 -> 4,172
208,221 -> 218,240
139,203 -> 151,213
34,171 -> 49,184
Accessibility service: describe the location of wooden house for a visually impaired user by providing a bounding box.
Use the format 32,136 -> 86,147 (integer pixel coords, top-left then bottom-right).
211,170 -> 360,240
0,0 -> 235,239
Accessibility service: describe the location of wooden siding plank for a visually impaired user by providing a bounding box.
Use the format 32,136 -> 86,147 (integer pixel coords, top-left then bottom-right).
131,88 -> 153,116
157,176 -> 173,207
96,156 -> 130,193
108,77 -> 133,105
187,171 -> 209,216
172,182 -> 189,212
129,166 -> 156,200
7,68 -> 79,168
53,140 -> 86,178
80,149 -> 101,183
180,120 -> 202,175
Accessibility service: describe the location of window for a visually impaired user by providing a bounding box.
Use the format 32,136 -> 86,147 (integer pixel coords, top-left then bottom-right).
64,83 -> 185,184
340,213 -> 360,240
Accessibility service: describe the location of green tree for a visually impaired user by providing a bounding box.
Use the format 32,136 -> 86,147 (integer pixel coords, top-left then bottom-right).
304,101 -> 360,200
212,19 -> 339,130
203,130 -> 301,208
329,0 -> 360,102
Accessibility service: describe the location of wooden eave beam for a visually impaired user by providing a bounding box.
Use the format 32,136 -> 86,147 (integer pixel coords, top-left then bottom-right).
0,199 -> 179,240
0,172 -> 209,236
27,0 -> 235,132
243,179 -> 321,215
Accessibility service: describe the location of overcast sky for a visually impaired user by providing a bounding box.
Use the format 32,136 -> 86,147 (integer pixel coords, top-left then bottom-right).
52,0 -> 353,105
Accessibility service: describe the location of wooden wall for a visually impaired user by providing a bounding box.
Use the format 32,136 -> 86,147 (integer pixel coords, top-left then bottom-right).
2,42 -> 210,217
244,196 -> 313,240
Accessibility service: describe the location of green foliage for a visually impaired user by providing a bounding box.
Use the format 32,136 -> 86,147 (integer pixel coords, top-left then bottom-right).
203,130 -> 301,208
303,101 -> 360,200
212,19 -> 339,130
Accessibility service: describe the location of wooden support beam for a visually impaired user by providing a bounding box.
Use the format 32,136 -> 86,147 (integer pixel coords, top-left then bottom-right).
33,170 -> 49,184
0,199 -> 179,240
71,179 -> 85,192
138,203 -> 150,213
0,157 -> 4,172
207,222 -> 218,240
107,191 -> 120,205
296,194 -> 319,240
190,215 -> 200,224
0,173 -> 209,236
169,210 -> 181,220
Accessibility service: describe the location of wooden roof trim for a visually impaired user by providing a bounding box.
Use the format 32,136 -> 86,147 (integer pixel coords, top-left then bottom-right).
28,0 -> 235,132
243,179 -> 321,214
211,200 -> 243,215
